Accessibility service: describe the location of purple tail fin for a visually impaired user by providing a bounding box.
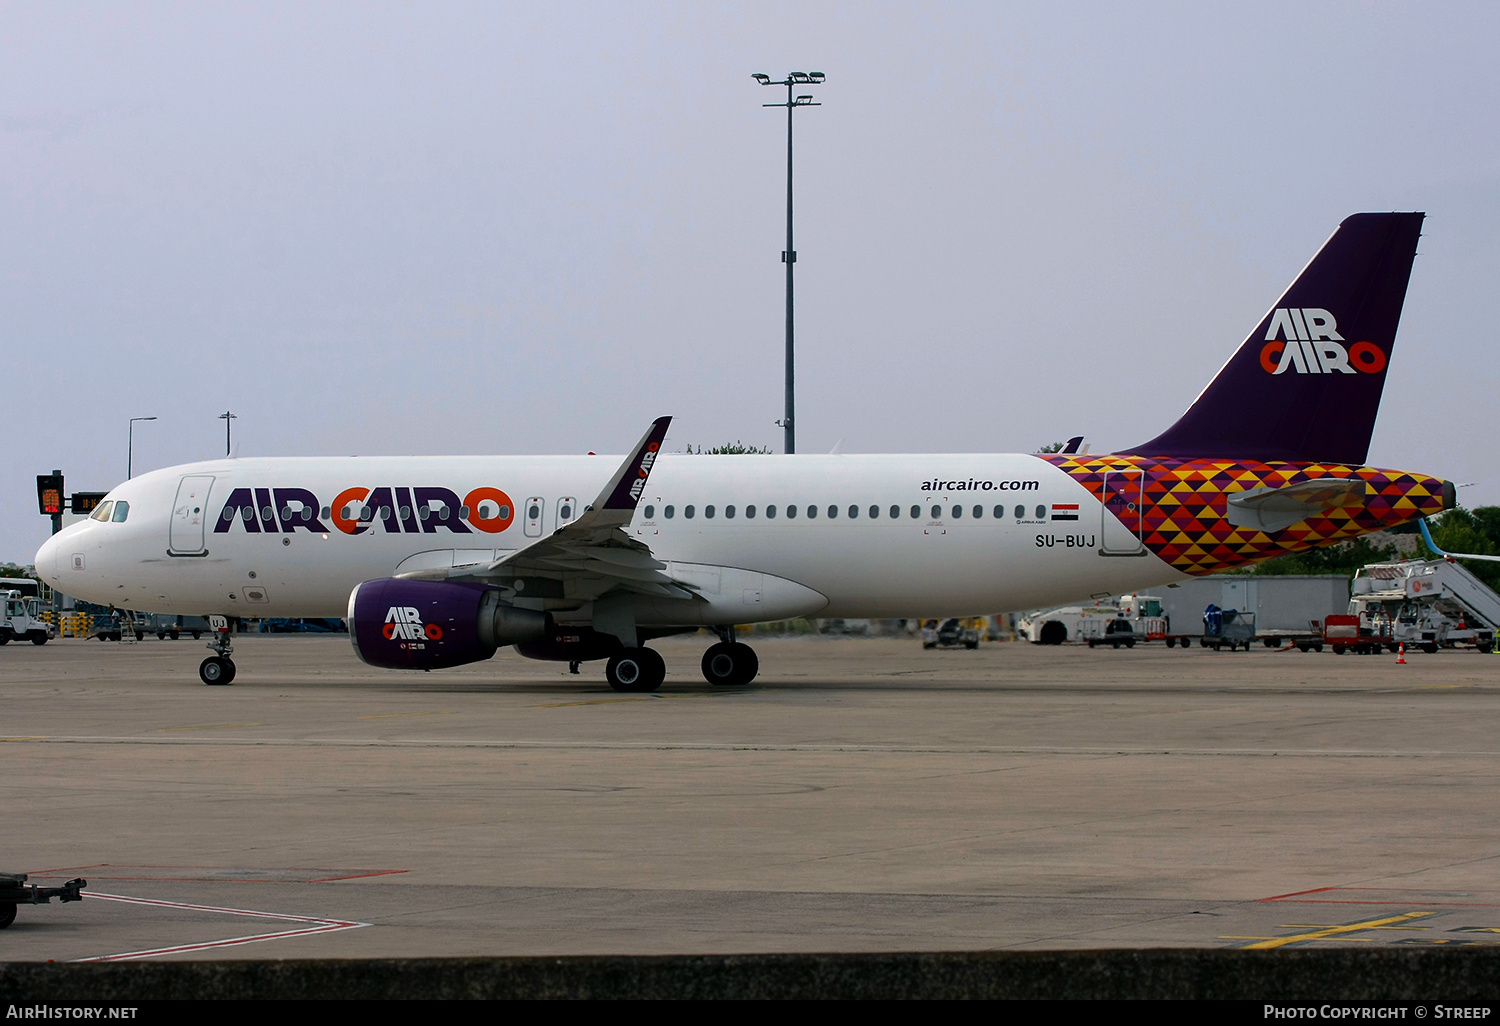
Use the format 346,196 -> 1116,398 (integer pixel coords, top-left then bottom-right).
1124,212 -> 1424,466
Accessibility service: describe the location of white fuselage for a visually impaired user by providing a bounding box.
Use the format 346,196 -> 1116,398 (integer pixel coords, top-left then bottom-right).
36,453 -> 1190,622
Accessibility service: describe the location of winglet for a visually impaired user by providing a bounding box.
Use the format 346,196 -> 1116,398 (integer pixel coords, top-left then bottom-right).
597,416 -> 672,512
1418,516 -> 1500,563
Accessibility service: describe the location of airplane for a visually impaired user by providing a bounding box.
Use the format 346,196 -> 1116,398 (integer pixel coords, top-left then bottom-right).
36,211 -> 1452,691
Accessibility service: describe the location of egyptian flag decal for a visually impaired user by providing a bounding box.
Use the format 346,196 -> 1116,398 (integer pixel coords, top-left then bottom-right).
1050,503 -> 1080,521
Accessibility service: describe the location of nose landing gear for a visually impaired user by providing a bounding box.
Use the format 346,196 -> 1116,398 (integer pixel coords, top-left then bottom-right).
198,615 -> 236,685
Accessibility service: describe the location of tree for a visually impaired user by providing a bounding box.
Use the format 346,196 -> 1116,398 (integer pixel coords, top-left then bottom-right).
684,441 -> 773,454
1035,442 -> 1067,454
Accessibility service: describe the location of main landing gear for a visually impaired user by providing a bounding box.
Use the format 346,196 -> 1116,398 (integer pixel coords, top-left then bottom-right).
701,640 -> 758,687
605,648 -> 666,693
600,629 -> 762,693
198,615 -> 236,686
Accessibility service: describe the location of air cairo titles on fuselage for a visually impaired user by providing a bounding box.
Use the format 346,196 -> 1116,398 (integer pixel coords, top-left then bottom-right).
211,486 -> 515,536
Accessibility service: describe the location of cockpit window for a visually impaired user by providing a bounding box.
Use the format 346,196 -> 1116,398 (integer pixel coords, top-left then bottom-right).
90,501 -> 114,522
111,501 -> 130,523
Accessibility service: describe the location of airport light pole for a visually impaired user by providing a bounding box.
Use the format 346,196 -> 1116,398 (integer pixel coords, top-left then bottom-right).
218,410 -> 237,457
127,416 -> 156,480
753,71 -> 824,455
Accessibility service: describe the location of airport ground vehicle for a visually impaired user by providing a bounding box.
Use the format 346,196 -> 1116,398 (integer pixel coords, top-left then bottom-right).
0,590 -> 53,645
35,213 -> 1453,690
0,874 -> 86,929
1201,606 -> 1256,651
149,613 -> 208,639
921,617 -> 981,649
1345,558 -> 1499,653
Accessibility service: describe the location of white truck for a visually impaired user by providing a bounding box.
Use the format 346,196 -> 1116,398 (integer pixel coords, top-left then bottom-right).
0,590 -> 54,645
1020,594 -> 1168,647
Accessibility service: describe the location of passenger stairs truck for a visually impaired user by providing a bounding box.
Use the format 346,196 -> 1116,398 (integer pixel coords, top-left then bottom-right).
1347,558 -> 1500,653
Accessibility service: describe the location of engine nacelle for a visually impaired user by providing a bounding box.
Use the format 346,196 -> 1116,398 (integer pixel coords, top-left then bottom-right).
348,578 -> 548,671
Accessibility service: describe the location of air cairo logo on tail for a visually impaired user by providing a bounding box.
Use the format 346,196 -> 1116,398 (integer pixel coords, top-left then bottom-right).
383,606 -> 443,643
1259,308 -> 1387,376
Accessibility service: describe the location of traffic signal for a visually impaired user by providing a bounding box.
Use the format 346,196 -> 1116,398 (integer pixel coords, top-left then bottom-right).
37,474 -> 64,516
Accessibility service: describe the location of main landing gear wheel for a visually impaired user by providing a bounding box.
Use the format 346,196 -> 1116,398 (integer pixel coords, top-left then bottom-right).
606,648 -> 665,693
0,903 -> 16,929
199,656 -> 236,686
701,641 -> 759,686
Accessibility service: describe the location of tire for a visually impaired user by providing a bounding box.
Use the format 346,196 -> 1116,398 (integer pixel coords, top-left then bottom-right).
1125,639 -> 1135,648
157,632 -> 167,640
0,903 -> 15,929
1423,643 -> 1438,655
191,631 -> 202,639
1181,639 -> 1192,649
922,642 -> 936,650
607,648 -> 664,693
702,641 -> 757,686
0,634 -> 9,646
29,632 -> 47,646
1334,646 -> 1345,655
134,631 -> 144,641
1314,642 -> 1324,652
965,640 -> 979,650
199,656 -> 234,686
1038,621 -> 1067,645
170,629 -> 180,640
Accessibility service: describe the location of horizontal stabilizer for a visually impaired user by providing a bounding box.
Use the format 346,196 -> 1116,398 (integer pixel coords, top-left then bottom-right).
1226,478 -> 1365,533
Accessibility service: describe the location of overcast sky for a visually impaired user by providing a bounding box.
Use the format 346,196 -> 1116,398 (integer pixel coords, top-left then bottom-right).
4,2 -> 1498,562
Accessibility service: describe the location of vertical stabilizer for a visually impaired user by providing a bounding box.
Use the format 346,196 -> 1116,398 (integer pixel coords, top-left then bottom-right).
1124,212 -> 1424,465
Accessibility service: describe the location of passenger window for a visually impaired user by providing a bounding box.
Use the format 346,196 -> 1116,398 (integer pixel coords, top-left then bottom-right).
725,505 -> 735,519
993,505 -> 1003,518
930,505 -> 941,519
528,503 -> 540,520
870,505 -> 880,519
787,505 -> 797,519
746,505 -> 756,519
112,501 -> 130,523
458,506 -> 470,520
322,506 -> 333,520
952,505 -> 962,519
685,505 -> 695,519
850,505 -> 860,519
910,505 -> 920,518
1035,505 -> 1046,519
807,505 -> 817,519
644,505 -> 655,519
973,505 -> 982,519
766,505 -> 776,519
891,505 -> 901,519
1014,505 -> 1024,518
705,505 -> 715,519
827,505 -> 837,519
665,505 -> 675,519
91,501 -> 113,522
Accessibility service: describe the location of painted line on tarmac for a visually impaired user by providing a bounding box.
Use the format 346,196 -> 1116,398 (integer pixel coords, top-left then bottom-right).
74,892 -> 368,961
6,735 -> 1500,757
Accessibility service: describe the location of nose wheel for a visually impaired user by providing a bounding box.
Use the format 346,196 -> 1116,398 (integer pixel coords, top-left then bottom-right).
199,615 -> 236,685
701,641 -> 758,686
199,656 -> 236,685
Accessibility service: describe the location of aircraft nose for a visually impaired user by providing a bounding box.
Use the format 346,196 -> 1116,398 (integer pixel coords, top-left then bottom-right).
35,531 -> 64,586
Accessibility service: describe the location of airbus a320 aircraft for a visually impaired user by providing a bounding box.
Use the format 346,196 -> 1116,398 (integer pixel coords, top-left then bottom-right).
37,212 -> 1451,692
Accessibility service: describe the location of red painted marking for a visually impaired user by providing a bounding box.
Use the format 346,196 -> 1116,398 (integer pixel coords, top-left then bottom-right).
306,870 -> 409,882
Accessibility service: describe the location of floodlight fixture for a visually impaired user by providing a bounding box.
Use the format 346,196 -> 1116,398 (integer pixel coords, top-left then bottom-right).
752,73 -> 770,84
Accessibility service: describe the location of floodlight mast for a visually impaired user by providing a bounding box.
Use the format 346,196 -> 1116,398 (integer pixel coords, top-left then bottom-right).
753,71 -> 824,455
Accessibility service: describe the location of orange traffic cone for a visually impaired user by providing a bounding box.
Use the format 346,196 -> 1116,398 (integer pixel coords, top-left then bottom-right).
1396,643 -> 1406,664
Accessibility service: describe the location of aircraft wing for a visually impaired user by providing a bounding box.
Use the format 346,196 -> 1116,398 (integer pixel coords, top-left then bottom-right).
1224,477 -> 1366,534
398,416 -> 695,601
